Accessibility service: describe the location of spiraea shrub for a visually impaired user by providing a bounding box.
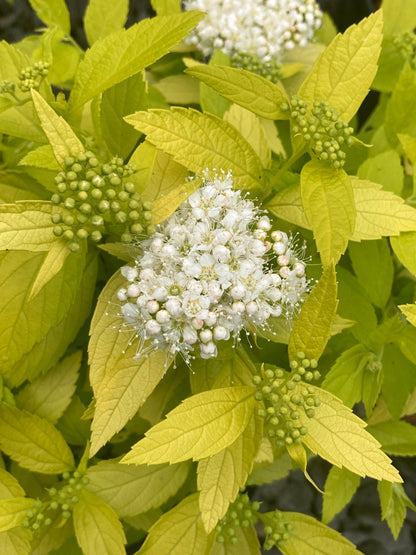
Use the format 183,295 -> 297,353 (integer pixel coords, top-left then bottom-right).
0,0 -> 416,554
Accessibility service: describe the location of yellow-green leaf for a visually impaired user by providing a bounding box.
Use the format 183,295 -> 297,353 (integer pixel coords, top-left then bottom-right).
141,149 -> 189,202
84,0 -> 129,45
299,386 -> 402,482
151,0 -> 181,15
125,108 -> 264,191
248,453 -> 292,486
121,386 -> 256,465
391,232 -> 416,276
86,460 -> 190,518
286,443 -> 323,493
154,74 -> 200,105
0,498 -> 36,533
69,12 -> 204,111
399,304 -> 416,326
280,512 -> 362,555
322,466 -> 361,524
152,181 -> 198,225
266,181 -> 310,230
137,493 -> 215,555
301,161 -> 355,266
0,469 -> 25,499
288,264 -> 338,361
383,0 -> 416,36
0,404 -> 74,474
15,351 -> 81,424
28,239 -> 71,300
368,420 -> 416,457
378,481 -> 416,540
197,412 -> 262,533
298,10 -> 383,122
185,65 -> 289,120
384,64 -> 416,146
31,90 -> 84,167
73,489 -> 126,555
28,0 -> 70,33
0,527 -> 31,555
211,524 -> 260,555
88,270 -> 172,456
350,177 -> 416,240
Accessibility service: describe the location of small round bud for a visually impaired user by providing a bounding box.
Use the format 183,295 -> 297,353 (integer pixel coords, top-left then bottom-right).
91,230 -> 102,242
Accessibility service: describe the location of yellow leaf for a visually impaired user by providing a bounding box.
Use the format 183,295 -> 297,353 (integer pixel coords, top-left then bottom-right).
266,182 -> 310,230
286,443 -> 323,493
29,239 -> 71,300
141,149 -> 189,203
298,11 -> 383,122
0,498 -> 36,533
154,74 -> 200,105
124,108 -> 264,191
152,181 -> 199,225
299,386 -> 402,482
121,386 -> 256,465
350,177 -> 416,240
390,232 -> 416,276
399,304 -> 416,327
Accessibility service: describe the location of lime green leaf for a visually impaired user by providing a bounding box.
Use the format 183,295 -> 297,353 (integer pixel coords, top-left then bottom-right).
266,181 -> 310,230
69,12 -> 204,111
224,105 -> 271,168
248,453 -> 292,486
0,201 -> 58,251
31,90 -> 84,167
137,493 -> 215,555
152,181 -> 198,225
286,442 -> 323,493
0,527 -> 32,555
185,65 -> 289,120
141,149 -> 189,202
383,0 -> 416,36
84,0 -> 128,45
197,412 -> 262,533
73,489 -> 126,555
378,481 -> 416,540
28,0 -> 70,33
86,460 -> 190,518
381,344 -> 416,420
19,145 -> 61,171
198,51 -> 232,118
253,437 -> 274,467
348,239 -> 394,308
154,74 -> 200,105
211,523 -> 260,555
322,466 -> 361,524
151,0 -> 181,15
301,161 -> 355,266
298,11 -> 383,122
121,386 -> 256,465
15,350 -> 81,424
125,108 -> 264,191
88,270 -> 172,456
399,304 -> 416,326
391,232 -> 416,276
357,150 -> 403,195
57,396 -> 91,447
385,64 -> 416,146
280,512 -> 362,555
299,386 -> 402,482
350,177 -> 416,240
368,420 -> 416,457
0,497 -> 36,533
28,239 -> 72,300
322,344 -> 371,408
288,264 -> 338,361
398,133 -> 416,164
0,469 -> 25,499
0,404 -> 74,474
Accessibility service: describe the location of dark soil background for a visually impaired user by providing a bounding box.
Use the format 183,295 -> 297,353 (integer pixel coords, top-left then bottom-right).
0,1 -> 415,554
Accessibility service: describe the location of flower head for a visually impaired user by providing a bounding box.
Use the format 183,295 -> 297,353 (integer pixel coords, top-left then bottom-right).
118,171 -> 308,364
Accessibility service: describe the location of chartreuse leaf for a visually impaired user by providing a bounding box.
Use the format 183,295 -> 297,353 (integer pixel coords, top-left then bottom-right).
197,412 -> 262,533
86,460 -> 191,518
154,74 -> 200,106
211,524 -> 260,555
385,64 -> 416,147
73,489 -> 126,555
88,270 -> 172,456
247,453 -> 293,486
288,264 -> 337,362
152,181 -> 198,225
357,150 -> 403,195
151,0 -> 181,15
0,469 -> 25,499
298,386 -> 402,482
381,344 -> 416,420
399,304 -> 416,326
15,350 -> 81,423
84,0 -> 128,45
0,404 -> 74,474
141,149 -> 189,203
0,527 -> 32,555
197,50 -> 232,118
280,512 -> 361,555
286,443 -> 323,493
185,65 -> 289,120
137,493 -> 215,555
298,10 -> 383,122
0,201 -> 58,251
391,232 -> 416,276
378,481 -> 416,540
350,177 -> 416,240
301,161 -> 355,267
266,180 -> 310,230
368,420 -> 416,456
0,498 -> 36,533
382,0 -> 416,35
0,468 -> 33,552
322,344 -> 372,408
28,239 -> 72,300
69,12 -> 204,111
322,466 -> 361,524
125,108 -> 264,191
19,144 -> 61,171
121,386 -> 256,465
28,0 -> 70,33
31,90 -> 84,167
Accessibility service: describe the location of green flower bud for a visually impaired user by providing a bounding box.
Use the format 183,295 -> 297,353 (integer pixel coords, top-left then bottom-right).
131,223 -> 144,234
89,157 -> 99,168
121,232 -> 132,243
69,242 -> 80,252
64,198 -> 76,210
110,175 -> 121,186
91,230 -> 102,243
51,193 -> 61,204
79,180 -> 90,191
143,201 -> 153,211
63,215 -> 75,226
115,211 -> 127,223
143,211 -> 153,222
72,163 -> 83,173
57,183 -> 67,193
106,189 -> 116,200
66,171 -> 77,181
306,408 -> 315,418
92,175 -> 104,188
91,215 -> 104,226
77,228 -> 89,240
128,210 -> 140,221
62,510 -> 71,519
118,190 -> 129,202
50,501 -> 58,510
98,200 -> 110,213
65,157 -> 75,167
44,518 -> 52,526
146,224 -> 156,235
78,191 -> 88,201
80,203 -> 92,215
77,213 -> 88,224
63,229 -> 74,240
110,201 -> 121,212
125,182 -> 136,193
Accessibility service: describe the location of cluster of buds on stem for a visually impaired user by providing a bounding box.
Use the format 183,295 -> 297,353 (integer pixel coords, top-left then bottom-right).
230,52 -> 283,83
262,510 -> 294,551
18,61 -> 50,92
215,493 -> 260,544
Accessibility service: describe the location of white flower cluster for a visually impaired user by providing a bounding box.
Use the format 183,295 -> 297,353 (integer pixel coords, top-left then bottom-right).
117,171 -> 308,364
183,0 -> 322,63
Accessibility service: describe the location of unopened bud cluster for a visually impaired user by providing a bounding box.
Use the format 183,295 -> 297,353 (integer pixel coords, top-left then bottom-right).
18,61 -> 50,92
117,171 -> 308,364
263,510 -> 294,550
281,96 -> 354,168
231,52 -> 282,83
215,493 -> 260,544
22,471 -> 89,533
253,353 -> 320,447
393,31 -> 416,69
184,0 -> 322,65
51,152 -> 154,251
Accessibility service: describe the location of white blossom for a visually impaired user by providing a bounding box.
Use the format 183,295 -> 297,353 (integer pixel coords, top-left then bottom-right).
117,171 -> 308,364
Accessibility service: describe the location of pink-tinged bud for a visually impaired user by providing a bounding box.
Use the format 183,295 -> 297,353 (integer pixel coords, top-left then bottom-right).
145,320 -> 161,335
200,341 -> 217,358
192,318 -> 204,329
147,300 -> 159,314
273,241 -> 286,255
278,254 -> 289,266
200,329 -> 213,343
